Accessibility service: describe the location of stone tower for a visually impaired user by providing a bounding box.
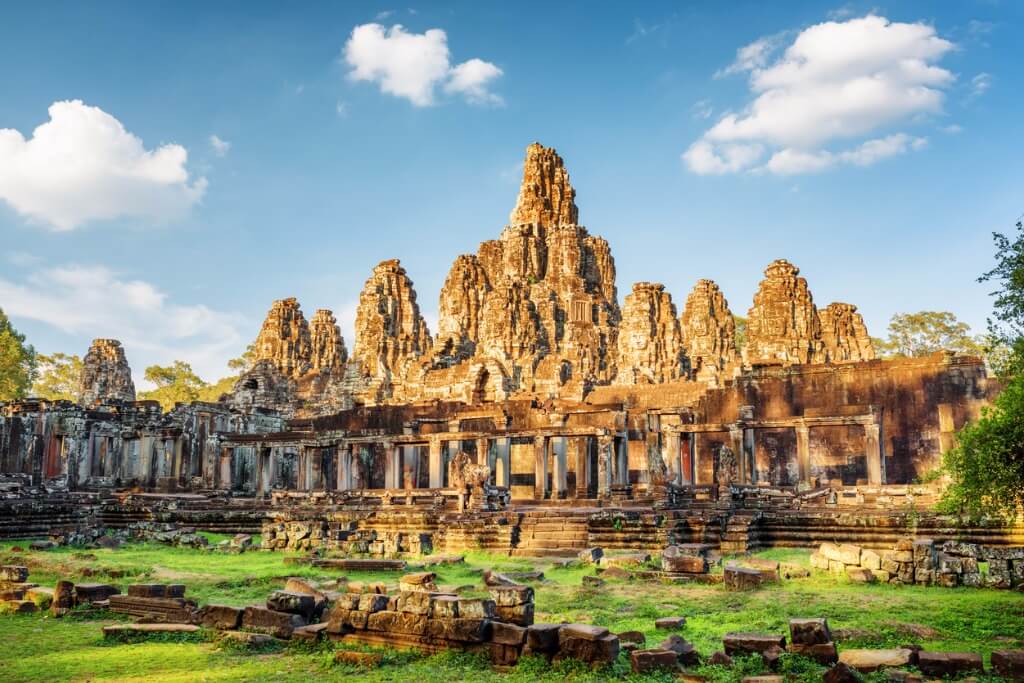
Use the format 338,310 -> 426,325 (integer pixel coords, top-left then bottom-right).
616,282 -> 687,384
744,259 -> 825,366
353,259 -> 432,389
253,298 -> 313,378
819,302 -> 875,363
680,279 -> 738,383
78,339 -> 136,405
309,309 -> 348,371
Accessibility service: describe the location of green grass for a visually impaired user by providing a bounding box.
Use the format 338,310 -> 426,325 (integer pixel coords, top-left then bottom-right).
0,541 -> 1021,682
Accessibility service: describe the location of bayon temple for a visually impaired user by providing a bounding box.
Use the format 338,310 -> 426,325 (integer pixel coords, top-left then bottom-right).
0,143 -> 1015,552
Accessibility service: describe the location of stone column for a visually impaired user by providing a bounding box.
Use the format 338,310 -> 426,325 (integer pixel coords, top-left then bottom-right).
664,431 -> 682,486
533,436 -> 549,499
495,438 -> 510,488
571,436 -> 587,498
383,442 -> 397,489
729,426 -> 745,484
476,438 -> 489,467
613,436 -> 629,486
428,436 -> 443,488
865,422 -> 883,485
937,403 -> 955,454
552,437 -> 567,499
597,435 -> 613,497
688,433 -> 698,485
795,425 -> 811,487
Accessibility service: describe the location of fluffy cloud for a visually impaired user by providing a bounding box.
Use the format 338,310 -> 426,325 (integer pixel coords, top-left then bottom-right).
0,100 -> 206,230
0,264 -> 246,386
343,23 -> 502,107
685,15 -> 954,175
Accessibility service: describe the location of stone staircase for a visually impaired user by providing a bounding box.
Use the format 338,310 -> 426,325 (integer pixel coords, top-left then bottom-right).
511,510 -> 590,557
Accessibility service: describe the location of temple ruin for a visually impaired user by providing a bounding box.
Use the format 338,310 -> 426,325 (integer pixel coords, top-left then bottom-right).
0,143 -> 1016,554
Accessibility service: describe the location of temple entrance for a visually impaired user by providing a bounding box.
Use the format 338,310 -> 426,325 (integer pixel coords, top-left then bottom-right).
320,448 -> 336,490
365,445 -> 386,489
231,447 -> 256,493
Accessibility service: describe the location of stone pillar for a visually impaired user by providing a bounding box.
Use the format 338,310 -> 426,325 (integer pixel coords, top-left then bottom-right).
865,422 -> 883,485
218,447 -> 231,489
937,403 -> 955,454
571,437 -> 587,498
533,436 -> 549,499
597,435 -> 613,497
428,436 -> 443,488
383,442 -> 397,489
475,438 -> 489,467
613,436 -> 629,486
552,437 -> 567,499
688,433 -> 698,485
664,431 -> 682,486
729,426 -> 745,484
795,425 -> 811,487
496,438 -> 510,488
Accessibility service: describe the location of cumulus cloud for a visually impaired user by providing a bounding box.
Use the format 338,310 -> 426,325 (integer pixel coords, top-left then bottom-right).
0,100 -> 206,230
0,264 -> 246,386
209,134 -> 230,157
343,23 -> 502,107
685,15 -> 954,175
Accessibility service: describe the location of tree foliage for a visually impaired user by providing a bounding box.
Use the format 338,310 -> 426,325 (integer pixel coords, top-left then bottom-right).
31,353 -> 83,401
874,310 -> 981,358
733,315 -> 747,351
0,308 -> 36,401
940,219 -> 1024,519
138,361 -> 208,410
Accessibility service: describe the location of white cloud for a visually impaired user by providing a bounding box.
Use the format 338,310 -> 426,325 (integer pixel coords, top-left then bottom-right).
940,123 -> 963,134
209,134 -> 231,157
343,23 -> 502,107
336,100 -> 349,117
0,100 -> 206,230
970,72 -> 992,98
444,58 -> 504,106
686,15 -> 954,176
0,264 -> 246,387
375,10 -> 394,20
765,133 -> 926,175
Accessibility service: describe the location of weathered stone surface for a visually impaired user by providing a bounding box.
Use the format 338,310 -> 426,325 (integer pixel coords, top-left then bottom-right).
73,583 -> 119,604
488,585 -> 533,607
819,303 -> 875,363
0,566 -> 28,582
631,648 -> 679,673
724,566 -> 772,591
916,651 -> 983,677
992,650 -> 1024,680
789,642 -> 838,665
744,260 -> 825,366
353,259 -> 432,398
655,616 -> 686,630
789,618 -> 832,646
51,580 -> 74,616
241,606 -> 306,638
822,663 -> 859,683
491,621 -> 527,646
680,279 -> 737,384
661,634 -> 700,666
254,298 -> 313,378
103,623 -> 199,638
510,142 -> 578,228
722,633 -> 786,656
616,282 -> 686,385
526,623 -> 563,652
309,309 -> 348,371
334,650 -> 383,667
837,648 -> 913,672
266,591 -> 317,620
556,631 -> 620,664
79,339 -> 135,404
194,604 -> 242,630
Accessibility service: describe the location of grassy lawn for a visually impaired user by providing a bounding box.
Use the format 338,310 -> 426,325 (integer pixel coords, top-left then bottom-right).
1,540 -> 1021,682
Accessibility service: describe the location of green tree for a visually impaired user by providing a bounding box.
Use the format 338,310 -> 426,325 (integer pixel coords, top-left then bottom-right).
940,219 -> 1024,519
31,353 -> 83,401
0,308 -> 36,401
227,343 -> 257,373
875,311 -> 980,358
138,361 -> 208,411
733,315 -> 747,352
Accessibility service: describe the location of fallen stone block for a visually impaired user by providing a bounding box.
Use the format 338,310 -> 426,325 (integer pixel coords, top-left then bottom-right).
127,584 -> 186,599
51,580 -> 74,616
724,566 -> 772,591
490,642 -> 521,666
660,634 -> 700,666
357,594 -> 389,614
631,648 -> 679,673
556,632 -> 620,664
837,648 -> 913,672
219,631 -> 276,646
424,617 -> 491,642
195,604 -> 242,630
488,585 -> 533,607
0,600 -> 37,613
723,632 -> 786,656
617,630 -> 645,646
25,586 -> 53,609
655,616 -> 686,630
241,606 -> 306,639
0,566 -> 28,582
992,650 -> 1024,680
789,642 -> 838,665
822,662 -> 859,683
916,651 -> 984,677
845,567 -> 876,583
707,651 -> 732,667
600,553 -> 650,569
495,602 -> 534,627
561,623 -> 609,641
108,594 -> 194,623
267,591 -> 317,620
457,598 -> 496,619
526,623 -> 562,653
73,583 -> 120,604
491,621 -> 527,646
663,545 -> 708,574
367,610 -> 428,636
399,572 -> 437,592
578,548 -> 603,564
789,618 -> 832,645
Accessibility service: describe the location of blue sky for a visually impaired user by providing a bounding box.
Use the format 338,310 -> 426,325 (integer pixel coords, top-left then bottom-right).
1,1 -> 1020,387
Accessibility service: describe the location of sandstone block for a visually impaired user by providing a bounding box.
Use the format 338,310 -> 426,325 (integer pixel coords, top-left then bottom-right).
723,633 -> 786,656
663,546 -> 708,574
526,623 -> 562,652
457,598 -> 495,619
660,634 -> 700,666
266,591 -> 316,620
822,662 -> 860,683
488,585 -> 533,607
631,648 -> 679,673
838,648 -> 913,672
845,567 -> 876,583
491,621 -> 527,646
241,606 -> 305,639
860,550 -> 881,571
917,651 -> 983,677
992,650 -> 1024,680
367,610 -> 428,636
655,616 -> 686,630
578,548 -> 603,564
556,633 -> 620,664
357,594 -> 389,614
0,566 -> 29,583
789,642 -> 838,664
430,595 -> 459,619
425,617 -> 491,643
73,583 -> 119,604
195,604 -> 242,630
789,618 -> 832,646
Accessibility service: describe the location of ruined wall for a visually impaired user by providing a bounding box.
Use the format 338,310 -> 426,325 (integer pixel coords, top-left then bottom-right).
79,339 -> 135,405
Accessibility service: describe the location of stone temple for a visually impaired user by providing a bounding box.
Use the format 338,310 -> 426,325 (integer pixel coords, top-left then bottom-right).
0,143 -> 1015,557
